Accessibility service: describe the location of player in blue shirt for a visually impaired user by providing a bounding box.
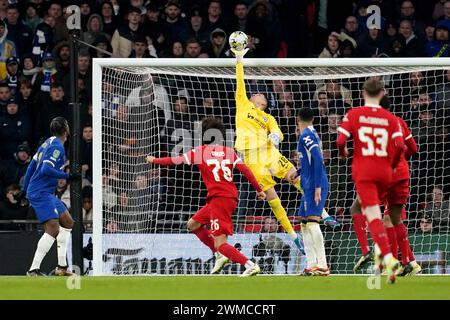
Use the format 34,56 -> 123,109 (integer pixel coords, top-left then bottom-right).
293,108 -> 330,276
15,117 -> 80,276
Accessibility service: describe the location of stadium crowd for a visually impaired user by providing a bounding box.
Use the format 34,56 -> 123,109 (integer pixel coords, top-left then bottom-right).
0,0 -> 449,234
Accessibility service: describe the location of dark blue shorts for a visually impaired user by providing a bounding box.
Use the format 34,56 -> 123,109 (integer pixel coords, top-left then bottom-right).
28,193 -> 67,223
298,187 -> 329,217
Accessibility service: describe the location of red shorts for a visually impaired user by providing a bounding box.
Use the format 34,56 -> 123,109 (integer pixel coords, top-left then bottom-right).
386,179 -> 409,207
355,180 -> 389,209
191,197 -> 237,236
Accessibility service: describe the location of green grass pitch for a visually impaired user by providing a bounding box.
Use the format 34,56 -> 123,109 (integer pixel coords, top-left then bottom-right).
1,276 -> 450,300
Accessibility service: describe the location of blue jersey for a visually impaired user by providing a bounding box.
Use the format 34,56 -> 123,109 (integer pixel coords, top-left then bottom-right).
297,126 -> 328,191
22,137 -> 69,196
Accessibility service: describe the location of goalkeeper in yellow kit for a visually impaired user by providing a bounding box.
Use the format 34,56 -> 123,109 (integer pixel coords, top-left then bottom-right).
232,49 -> 339,253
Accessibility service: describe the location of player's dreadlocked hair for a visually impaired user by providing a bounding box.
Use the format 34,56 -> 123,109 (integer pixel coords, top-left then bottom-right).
50,116 -> 69,136
201,117 -> 226,145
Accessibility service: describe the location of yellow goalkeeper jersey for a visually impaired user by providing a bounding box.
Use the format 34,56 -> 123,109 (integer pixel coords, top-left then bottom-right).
234,62 -> 283,151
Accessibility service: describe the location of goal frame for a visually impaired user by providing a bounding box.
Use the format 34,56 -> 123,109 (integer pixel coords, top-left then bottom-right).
92,57 -> 450,276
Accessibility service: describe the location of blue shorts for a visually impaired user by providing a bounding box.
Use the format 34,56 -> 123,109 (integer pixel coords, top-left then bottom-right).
298,187 -> 329,218
28,193 -> 67,223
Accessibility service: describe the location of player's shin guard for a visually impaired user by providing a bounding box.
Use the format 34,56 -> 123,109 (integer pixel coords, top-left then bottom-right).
394,223 -> 410,265
192,226 -> 216,253
307,221 -> 328,269
367,219 -> 391,257
352,213 -> 370,255
30,233 -> 55,271
56,227 -> 72,267
217,243 -> 248,266
386,227 -> 398,259
268,198 -> 295,235
301,223 -> 316,269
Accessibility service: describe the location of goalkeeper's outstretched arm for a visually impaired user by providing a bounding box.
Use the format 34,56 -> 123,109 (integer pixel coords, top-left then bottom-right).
234,48 -> 251,111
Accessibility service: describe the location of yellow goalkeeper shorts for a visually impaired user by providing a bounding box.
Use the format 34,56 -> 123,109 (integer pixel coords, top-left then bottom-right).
241,145 -> 294,191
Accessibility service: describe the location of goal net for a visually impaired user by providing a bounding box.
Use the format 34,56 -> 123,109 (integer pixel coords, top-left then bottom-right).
92,58 -> 450,276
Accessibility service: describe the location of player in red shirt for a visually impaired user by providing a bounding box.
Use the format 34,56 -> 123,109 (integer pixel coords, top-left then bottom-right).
336,78 -> 405,283
351,96 -> 421,276
146,118 -> 266,277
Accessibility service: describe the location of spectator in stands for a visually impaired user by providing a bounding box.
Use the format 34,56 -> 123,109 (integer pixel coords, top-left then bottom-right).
425,23 -> 436,42
63,51 -> 92,101
357,25 -> 389,57
436,0 -> 450,31
18,78 -> 36,124
263,217 -> 280,233
419,212 -> 434,233
398,0 -> 426,40
53,41 -> 70,81
5,56 -> 20,97
143,3 -> 164,55
82,124 -> 92,182
315,80 -> 352,111
184,38 -> 202,58
32,52 -> 58,94
426,23 -> 450,57
166,41 -> 184,58
162,0 -> 188,47
55,178 -> 70,210
166,96 -> 194,145
35,82 -> 69,141
436,69 -> 450,110
231,1 -> 248,32
111,7 -> 144,58
5,5 -> 33,60
423,186 -> 450,232
23,2 -> 42,33
0,99 -> 31,160
342,16 -> 362,40
184,7 -> 209,52
79,1 -> 92,32
399,19 -> 426,57
129,35 -> 156,58
388,34 -> 407,57
31,14 -> 54,64
204,0 -> 228,34
0,19 -> 16,80
102,174 -> 117,211
0,184 -> 29,229
82,186 -> 93,232
0,82 -> 10,115
385,20 -> 399,39
319,33 -> 341,58
433,0 -> 448,21
100,0 -> 118,38
0,144 -> 31,196
206,28 -> 228,58
22,53 -> 39,81
82,14 -> 110,47
90,35 -> 113,58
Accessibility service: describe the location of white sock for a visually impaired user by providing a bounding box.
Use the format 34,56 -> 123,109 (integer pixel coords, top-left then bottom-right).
57,227 -> 72,267
301,223 -> 316,269
321,209 -> 329,220
30,233 -> 56,271
383,253 -> 394,265
307,222 -> 328,269
410,260 -> 418,267
288,231 -> 297,241
244,260 -> 255,269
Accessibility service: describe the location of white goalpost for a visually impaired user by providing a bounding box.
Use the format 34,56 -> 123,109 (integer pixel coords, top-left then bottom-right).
92,58 -> 450,276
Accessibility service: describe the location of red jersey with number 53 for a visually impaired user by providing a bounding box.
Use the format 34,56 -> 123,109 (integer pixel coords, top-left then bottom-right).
182,145 -> 240,201
337,105 -> 404,182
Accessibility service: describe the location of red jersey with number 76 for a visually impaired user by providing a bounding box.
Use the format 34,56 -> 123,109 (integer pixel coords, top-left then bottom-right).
336,105 -> 405,183
153,145 -> 262,202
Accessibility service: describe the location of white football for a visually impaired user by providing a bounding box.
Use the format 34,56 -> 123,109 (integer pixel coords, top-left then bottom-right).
229,31 -> 248,51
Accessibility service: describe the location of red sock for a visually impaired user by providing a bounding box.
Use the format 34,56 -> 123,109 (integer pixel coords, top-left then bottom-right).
394,223 -> 410,265
367,219 -> 391,257
407,240 -> 416,262
192,227 -> 216,253
386,227 -> 398,259
218,243 -> 248,266
352,213 -> 370,255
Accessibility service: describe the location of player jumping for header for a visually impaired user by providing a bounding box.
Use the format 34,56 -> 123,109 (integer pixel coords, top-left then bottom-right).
231,48 -> 339,254
147,117 -> 266,277
336,78 -> 405,284
291,108 -> 330,276
16,117 -> 81,276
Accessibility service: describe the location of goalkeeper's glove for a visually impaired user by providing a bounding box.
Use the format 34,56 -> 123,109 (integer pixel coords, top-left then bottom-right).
231,48 -> 249,63
13,190 -> 26,201
268,133 -> 281,147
